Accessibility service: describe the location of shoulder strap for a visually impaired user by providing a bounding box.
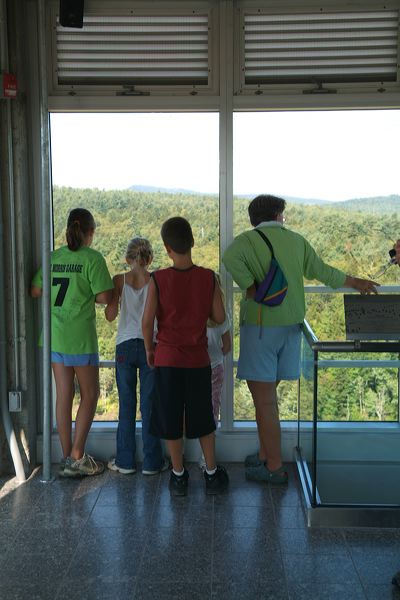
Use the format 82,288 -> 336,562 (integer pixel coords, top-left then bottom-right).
254,229 -> 275,259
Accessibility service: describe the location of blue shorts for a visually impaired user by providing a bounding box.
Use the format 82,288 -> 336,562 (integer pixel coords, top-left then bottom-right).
237,324 -> 301,382
51,352 -> 99,367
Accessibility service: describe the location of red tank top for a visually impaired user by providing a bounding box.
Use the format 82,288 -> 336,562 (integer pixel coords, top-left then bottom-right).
152,266 -> 215,368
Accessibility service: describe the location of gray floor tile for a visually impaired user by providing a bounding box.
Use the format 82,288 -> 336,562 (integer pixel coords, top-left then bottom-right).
213,526 -> 280,552
21,507 -> 90,529
57,577 -> 136,600
0,582 -> 58,600
66,544 -> 144,579
134,580 -> 211,600
139,551 -> 211,582
282,554 -> 360,584
351,552 -> 400,584
212,579 -> 289,600
274,505 -> 307,529
278,528 -> 347,554
151,502 -> 214,529
214,504 -> 275,530
147,525 -> 212,553
345,529 -> 400,554
288,582 -> 366,600
212,550 -> 285,583
10,526 -> 83,556
97,482 -> 157,506
88,503 -> 153,528
271,486 -> 302,508
364,583 -> 400,600
214,481 -> 273,507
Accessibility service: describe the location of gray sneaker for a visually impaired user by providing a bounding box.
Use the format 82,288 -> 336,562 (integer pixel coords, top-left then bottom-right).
245,463 -> 288,484
58,457 -> 67,477
142,459 -> 168,476
244,452 -> 263,468
63,454 -> 105,478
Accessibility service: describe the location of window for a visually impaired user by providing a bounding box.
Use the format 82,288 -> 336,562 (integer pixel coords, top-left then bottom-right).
50,112 -> 219,421
233,109 -> 400,422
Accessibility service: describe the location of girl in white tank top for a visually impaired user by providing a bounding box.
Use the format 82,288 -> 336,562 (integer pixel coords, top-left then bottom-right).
104,238 -> 163,475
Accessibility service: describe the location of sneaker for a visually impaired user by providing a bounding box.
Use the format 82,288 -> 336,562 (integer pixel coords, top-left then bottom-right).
58,457 -> 67,477
244,452 -> 263,468
169,469 -> 189,496
107,458 -> 136,475
204,465 -> 229,495
142,459 -> 168,476
245,463 -> 288,484
63,453 -> 105,478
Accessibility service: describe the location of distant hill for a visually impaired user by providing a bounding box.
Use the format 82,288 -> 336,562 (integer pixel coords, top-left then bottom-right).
127,185 -> 399,212
128,185 -> 331,205
128,184 -> 209,195
330,195 -> 400,214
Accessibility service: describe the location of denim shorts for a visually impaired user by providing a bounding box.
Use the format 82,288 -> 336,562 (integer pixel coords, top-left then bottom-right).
51,352 -> 99,367
237,324 -> 301,382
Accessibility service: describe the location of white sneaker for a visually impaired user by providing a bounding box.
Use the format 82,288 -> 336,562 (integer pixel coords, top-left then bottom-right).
142,459 -> 168,476
107,458 -> 136,475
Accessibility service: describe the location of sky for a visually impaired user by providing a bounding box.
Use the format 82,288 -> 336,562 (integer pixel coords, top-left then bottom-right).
50,109 -> 400,202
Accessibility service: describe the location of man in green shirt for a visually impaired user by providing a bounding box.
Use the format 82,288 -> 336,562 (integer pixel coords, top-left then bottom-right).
223,194 -> 378,484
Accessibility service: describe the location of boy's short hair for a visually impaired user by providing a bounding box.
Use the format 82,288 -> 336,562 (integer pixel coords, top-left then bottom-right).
161,217 -> 194,254
248,195 -> 286,226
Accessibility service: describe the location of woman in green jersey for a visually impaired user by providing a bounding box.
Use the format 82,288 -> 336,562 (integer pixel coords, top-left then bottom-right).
31,208 -> 113,477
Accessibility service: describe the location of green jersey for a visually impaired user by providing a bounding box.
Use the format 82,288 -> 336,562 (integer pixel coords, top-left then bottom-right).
32,245 -> 113,354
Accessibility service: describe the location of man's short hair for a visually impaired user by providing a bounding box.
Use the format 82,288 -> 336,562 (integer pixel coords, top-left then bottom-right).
248,195 -> 286,226
161,216 -> 194,254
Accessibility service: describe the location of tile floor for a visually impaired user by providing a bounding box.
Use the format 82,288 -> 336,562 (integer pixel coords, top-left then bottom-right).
0,463 -> 400,600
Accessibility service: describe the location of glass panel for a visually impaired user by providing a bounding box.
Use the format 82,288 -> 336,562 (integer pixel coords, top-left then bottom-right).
50,112 -> 219,421
233,110 -> 400,278
72,367 -> 141,422
316,364 -> 400,505
298,336 -> 315,493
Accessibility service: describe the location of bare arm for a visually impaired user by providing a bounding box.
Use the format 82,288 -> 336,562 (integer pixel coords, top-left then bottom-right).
96,289 -> 113,305
245,283 -> 256,300
394,240 -> 400,265
105,275 -> 122,322
344,275 -> 379,295
210,277 -> 225,325
221,330 -> 232,355
142,277 -> 158,367
30,285 -> 42,298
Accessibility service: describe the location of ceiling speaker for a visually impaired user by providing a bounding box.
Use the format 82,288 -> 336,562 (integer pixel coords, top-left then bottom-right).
59,0 -> 84,28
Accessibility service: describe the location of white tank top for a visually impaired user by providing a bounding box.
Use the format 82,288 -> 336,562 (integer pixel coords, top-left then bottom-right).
116,275 -> 151,345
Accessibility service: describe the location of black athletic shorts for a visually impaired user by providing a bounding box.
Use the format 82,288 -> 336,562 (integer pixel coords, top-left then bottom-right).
150,366 -> 216,440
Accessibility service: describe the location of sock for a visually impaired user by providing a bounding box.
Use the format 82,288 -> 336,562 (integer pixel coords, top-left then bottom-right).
173,468 -> 185,477
206,467 -> 217,476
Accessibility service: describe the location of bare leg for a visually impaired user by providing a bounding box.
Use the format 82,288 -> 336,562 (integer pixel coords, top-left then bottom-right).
71,366 -> 100,460
247,380 -> 282,472
199,432 -> 216,471
167,438 -> 184,472
257,380 -> 280,461
52,363 -> 75,458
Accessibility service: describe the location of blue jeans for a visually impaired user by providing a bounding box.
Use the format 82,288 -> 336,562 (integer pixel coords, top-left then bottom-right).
115,338 -> 162,470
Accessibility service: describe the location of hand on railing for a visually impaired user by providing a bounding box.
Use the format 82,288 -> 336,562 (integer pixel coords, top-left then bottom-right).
344,276 -> 379,295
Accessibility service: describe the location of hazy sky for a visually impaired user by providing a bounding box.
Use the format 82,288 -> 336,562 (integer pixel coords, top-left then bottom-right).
50,109 -> 400,202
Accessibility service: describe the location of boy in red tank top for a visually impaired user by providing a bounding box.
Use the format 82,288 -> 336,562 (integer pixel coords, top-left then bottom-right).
142,217 -> 229,496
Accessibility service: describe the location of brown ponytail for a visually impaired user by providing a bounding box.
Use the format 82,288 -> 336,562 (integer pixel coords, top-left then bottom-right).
66,208 -> 96,251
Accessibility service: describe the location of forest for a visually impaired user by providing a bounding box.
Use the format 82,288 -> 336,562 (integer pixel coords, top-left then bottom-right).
53,186 -> 400,423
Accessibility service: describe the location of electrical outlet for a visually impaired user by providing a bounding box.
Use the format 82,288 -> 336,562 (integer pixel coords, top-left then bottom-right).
8,391 -> 22,412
